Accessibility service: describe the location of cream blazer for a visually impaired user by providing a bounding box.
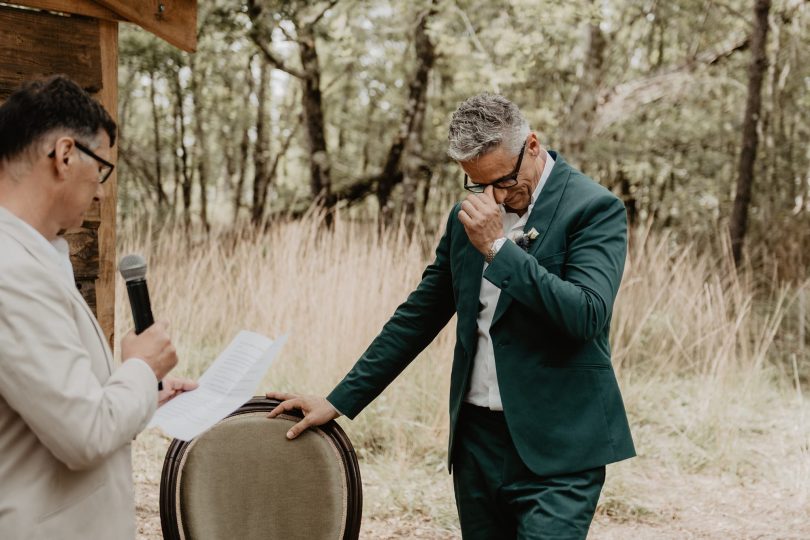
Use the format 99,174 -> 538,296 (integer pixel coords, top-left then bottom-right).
0,207 -> 157,539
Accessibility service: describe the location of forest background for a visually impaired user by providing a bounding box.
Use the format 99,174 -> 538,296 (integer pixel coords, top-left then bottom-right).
117,0 -> 810,538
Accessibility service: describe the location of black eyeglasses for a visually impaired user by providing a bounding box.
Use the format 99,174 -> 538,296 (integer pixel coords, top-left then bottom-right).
48,140 -> 115,184
463,140 -> 527,193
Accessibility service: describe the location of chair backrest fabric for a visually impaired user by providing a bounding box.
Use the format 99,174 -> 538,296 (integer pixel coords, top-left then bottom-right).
160,397 -> 362,540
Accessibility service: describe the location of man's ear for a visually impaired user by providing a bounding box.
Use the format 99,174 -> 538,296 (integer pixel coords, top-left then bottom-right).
527,132 -> 541,157
52,137 -> 76,178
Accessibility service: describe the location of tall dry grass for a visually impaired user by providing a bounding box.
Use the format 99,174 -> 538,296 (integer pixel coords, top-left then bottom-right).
119,213 -> 810,528
117,214 -> 456,463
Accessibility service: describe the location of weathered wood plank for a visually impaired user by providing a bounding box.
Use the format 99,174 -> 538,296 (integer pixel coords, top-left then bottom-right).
4,1 -> 123,21
94,0 -> 197,52
65,223 -> 100,279
95,19 -> 118,348
0,6 -> 102,100
75,278 -> 97,313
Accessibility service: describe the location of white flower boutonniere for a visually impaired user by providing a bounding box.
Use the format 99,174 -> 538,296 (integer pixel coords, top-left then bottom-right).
511,227 -> 540,251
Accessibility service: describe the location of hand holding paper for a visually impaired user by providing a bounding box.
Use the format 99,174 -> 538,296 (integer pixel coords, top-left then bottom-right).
148,330 -> 286,441
157,377 -> 198,407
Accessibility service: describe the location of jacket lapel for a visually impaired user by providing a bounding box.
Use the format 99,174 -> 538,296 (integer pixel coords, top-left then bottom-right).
0,208 -> 113,375
490,151 -> 571,328
456,240 -> 484,355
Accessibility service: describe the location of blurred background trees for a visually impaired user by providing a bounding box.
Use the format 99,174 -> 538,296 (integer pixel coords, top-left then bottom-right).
117,3 -> 810,533
118,0 -> 810,279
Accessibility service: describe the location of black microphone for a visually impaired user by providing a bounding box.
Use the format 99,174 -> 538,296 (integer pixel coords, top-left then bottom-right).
119,254 -> 163,391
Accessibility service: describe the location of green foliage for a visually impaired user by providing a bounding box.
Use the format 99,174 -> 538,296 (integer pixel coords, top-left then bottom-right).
118,0 -> 810,273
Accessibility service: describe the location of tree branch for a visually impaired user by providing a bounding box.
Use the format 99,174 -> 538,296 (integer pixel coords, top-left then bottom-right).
246,0 -> 307,80
277,24 -> 301,45
451,0 -> 500,93
593,33 -> 753,133
308,0 -> 340,27
250,36 -> 307,79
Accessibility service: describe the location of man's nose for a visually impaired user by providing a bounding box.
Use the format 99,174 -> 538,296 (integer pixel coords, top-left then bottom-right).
493,188 -> 507,204
94,182 -> 105,201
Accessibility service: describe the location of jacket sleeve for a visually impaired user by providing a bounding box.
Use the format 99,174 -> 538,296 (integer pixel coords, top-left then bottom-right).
327,208 -> 458,419
484,193 -> 627,342
0,259 -> 157,471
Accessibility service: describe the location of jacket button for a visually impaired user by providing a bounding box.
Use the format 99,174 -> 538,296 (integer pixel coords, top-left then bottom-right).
501,279 -> 510,288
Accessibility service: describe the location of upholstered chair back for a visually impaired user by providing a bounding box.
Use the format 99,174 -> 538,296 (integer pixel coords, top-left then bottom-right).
160,397 -> 362,540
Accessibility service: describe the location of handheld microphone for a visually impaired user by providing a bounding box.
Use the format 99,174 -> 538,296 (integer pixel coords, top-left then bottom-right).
119,254 -> 163,391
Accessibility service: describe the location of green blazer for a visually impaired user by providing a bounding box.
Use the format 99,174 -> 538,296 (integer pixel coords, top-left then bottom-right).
328,152 -> 635,476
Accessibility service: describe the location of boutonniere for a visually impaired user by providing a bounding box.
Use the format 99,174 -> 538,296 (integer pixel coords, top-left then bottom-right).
511,227 -> 540,251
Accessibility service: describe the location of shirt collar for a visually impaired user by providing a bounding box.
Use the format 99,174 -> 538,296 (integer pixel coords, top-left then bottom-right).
531,149 -> 555,206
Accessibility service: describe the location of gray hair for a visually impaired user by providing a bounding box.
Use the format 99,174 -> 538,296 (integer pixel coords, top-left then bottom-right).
447,93 -> 530,161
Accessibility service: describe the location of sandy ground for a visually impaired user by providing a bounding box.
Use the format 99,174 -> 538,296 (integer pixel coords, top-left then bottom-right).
134,428 -> 810,539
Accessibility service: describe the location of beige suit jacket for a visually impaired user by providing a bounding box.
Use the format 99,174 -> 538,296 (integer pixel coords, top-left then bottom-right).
0,207 -> 158,539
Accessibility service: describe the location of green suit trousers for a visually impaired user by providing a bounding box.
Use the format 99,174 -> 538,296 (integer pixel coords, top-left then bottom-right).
453,404 -> 605,540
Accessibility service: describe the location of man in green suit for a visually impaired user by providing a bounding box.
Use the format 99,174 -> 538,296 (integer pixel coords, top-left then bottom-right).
267,93 -> 635,539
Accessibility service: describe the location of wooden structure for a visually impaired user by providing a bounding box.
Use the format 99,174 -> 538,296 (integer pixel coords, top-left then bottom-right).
0,1 -> 196,346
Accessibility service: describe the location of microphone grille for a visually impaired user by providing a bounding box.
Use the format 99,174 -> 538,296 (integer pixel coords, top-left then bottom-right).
119,254 -> 147,282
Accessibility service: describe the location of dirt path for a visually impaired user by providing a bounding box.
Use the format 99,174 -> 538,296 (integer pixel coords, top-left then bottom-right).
135,429 -> 809,539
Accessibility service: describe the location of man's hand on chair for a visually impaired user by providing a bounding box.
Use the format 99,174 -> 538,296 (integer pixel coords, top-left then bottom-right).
265,392 -> 341,439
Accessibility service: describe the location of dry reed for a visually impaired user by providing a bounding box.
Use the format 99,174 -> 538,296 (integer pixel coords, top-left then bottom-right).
119,214 -> 810,531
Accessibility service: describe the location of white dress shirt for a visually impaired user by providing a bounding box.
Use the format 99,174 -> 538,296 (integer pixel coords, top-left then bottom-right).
465,150 -> 555,410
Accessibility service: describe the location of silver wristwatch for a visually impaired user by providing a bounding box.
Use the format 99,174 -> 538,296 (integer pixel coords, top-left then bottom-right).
485,237 -> 507,263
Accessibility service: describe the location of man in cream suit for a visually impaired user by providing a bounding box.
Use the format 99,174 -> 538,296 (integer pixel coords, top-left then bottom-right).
0,76 -> 194,539
267,94 -> 634,539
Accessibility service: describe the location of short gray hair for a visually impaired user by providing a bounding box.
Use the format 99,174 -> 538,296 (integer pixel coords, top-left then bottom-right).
447,93 -> 530,161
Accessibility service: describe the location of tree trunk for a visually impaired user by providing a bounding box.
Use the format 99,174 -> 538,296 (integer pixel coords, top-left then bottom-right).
297,22 -> 333,208
376,4 -> 436,222
401,87 -> 430,231
171,101 -> 181,212
172,70 -> 193,230
148,69 -> 168,207
729,0 -> 771,267
189,58 -> 210,232
251,58 -> 271,225
561,2 -> 607,161
617,167 -> 638,228
246,1 -> 338,213
234,54 -> 256,222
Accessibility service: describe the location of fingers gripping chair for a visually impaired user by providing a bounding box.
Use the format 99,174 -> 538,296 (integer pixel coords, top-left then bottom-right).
159,397 -> 362,540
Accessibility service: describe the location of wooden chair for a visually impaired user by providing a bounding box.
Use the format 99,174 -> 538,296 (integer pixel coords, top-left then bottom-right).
159,397 -> 362,539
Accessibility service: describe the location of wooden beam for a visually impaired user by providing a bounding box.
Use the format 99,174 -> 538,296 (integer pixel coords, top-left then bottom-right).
0,5 -> 123,348
94,19 -> 118,349
4,0 -> 124,21
94,0 -> 197,52
0,5 -> 102,100
68,221 -> 100,315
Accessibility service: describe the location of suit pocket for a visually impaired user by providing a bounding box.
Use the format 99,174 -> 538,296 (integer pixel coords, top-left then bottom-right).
537,251 -> 566,277
534,368 -> 613,451
36,466 -> 106,523
570,363 -> 611,370
537,250 -> 566,265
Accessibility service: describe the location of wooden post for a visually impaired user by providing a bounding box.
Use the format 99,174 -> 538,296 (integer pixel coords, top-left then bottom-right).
2,0 -> 196,352
97,20 -> 119,349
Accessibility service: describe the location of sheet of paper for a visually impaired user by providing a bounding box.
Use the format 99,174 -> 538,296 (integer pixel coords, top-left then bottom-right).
147,330 -> 287,441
